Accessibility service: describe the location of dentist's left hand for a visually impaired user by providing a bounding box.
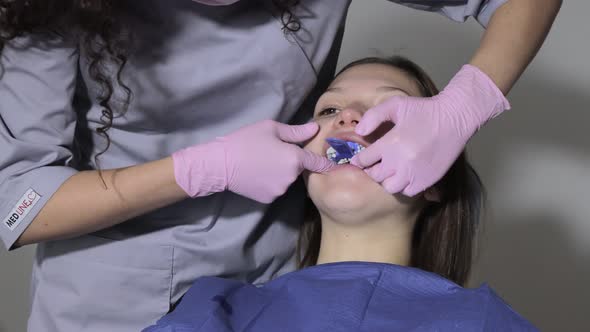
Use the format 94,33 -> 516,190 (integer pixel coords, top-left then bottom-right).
350,65 -> 510,197
172,120 -> 334,203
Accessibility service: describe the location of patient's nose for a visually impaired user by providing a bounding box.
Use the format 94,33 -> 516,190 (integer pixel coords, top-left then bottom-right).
335,109 -> 362,128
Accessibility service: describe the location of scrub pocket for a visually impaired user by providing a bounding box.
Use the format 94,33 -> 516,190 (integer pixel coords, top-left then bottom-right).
28,235 -> 173,332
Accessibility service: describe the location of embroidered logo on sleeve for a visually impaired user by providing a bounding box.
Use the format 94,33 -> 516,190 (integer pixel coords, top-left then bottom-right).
3,188 -> 42,231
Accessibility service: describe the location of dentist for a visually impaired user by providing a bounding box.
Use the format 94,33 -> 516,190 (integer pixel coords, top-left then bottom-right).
0,0 -> 561,331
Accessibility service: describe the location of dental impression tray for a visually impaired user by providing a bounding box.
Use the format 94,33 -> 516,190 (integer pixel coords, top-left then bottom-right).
326,138 -> 365,164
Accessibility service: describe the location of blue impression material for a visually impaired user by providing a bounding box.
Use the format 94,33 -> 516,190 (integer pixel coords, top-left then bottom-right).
326,138 -> 364,163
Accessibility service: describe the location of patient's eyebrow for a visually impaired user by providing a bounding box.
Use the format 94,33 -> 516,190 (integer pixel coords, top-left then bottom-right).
376,86 -> 410,95
326,85 -> 411,96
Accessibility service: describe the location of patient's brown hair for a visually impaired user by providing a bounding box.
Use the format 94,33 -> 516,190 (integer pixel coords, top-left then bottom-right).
297,56 -> 485,286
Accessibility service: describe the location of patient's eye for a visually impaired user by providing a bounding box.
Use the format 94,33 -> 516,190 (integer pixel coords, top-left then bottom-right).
317,107 -> 340,117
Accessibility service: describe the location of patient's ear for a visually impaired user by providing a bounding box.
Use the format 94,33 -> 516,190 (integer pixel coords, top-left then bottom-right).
424,187 -> 440,202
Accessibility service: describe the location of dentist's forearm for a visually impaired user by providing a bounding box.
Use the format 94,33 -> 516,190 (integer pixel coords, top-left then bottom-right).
470,0 -> 562,94
15,157 -> 188,247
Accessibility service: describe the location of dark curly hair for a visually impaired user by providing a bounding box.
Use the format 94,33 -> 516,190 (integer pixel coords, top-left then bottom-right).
0,0 -> 300,178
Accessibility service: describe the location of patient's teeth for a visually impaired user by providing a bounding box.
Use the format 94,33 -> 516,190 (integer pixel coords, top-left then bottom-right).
326,146 -> 337,160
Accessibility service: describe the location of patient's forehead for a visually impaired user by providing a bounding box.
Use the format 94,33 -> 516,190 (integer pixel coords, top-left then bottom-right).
329,63 -> 422,97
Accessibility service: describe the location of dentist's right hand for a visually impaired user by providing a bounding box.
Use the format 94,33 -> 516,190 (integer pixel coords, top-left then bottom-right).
172,120 -> 335,203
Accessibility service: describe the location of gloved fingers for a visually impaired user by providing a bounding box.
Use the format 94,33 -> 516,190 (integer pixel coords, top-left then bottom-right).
355,96 -> 402,136
403,182 -> 427,198
382,168 -> 410,195
350,139 -> 385,168
364,162 -> 394,184
276,122 -> 319,144
402,166 -> 447,197
299,149 -> 336,173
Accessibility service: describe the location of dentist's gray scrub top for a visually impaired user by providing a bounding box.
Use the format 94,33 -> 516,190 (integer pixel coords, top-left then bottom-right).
0,0 -> 506,331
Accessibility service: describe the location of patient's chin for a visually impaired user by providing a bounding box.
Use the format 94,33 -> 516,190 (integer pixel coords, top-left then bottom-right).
307,168 -> 390,214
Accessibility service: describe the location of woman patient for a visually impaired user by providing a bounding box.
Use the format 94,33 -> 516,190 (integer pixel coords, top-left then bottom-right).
144,57 -> 537,331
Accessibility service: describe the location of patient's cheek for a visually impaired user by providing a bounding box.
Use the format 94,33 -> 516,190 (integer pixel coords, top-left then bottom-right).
302,132 -> 326,155
302,139 -> 317,152
302,131 -> 321,150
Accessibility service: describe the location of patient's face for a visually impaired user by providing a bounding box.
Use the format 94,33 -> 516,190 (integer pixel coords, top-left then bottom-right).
304,63 -> 424,222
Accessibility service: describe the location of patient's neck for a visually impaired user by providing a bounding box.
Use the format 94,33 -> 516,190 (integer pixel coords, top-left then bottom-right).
316,213 -> 415,266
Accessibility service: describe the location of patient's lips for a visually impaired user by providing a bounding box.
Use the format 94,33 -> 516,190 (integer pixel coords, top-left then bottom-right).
330,132 -> 369,147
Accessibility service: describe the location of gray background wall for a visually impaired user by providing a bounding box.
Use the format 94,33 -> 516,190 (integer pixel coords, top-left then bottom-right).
1,1 -> 588,331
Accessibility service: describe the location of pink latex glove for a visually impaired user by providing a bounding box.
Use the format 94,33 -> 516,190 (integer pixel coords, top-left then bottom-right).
172,120 -> 335,203
192,0 -> 241,5
350,64 -> 510,196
